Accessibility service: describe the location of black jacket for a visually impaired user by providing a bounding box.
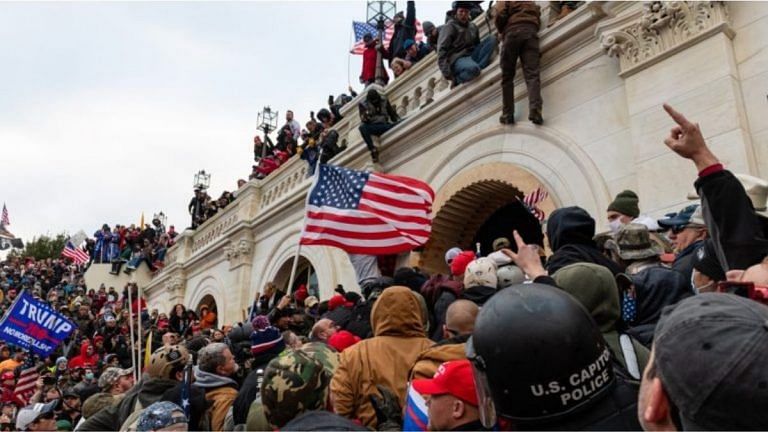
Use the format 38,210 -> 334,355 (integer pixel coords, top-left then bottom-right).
626,266 -> 693,347
388,1 -> 417,63
231,351 -> 282,425
431,289 -> 459,341
695,169 -> 768,270
546,207 -> 624,276
671,239 -> 703,281
461,285 -> 496,306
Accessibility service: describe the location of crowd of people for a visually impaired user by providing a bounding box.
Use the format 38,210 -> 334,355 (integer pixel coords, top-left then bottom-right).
87,218 -> 178,274
0,103 -> 767,432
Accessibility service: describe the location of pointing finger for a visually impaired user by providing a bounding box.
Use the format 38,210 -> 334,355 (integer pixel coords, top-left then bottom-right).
663,103 -> 691,128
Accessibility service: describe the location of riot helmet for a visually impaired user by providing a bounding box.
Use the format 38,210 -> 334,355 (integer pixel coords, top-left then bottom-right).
467,283 -> 614,427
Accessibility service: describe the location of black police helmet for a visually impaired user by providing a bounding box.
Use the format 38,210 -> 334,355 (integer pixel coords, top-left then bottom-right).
468,283 -> 614,425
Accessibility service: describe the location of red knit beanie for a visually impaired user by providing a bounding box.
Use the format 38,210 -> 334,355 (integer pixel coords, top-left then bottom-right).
450,251 -> 476,276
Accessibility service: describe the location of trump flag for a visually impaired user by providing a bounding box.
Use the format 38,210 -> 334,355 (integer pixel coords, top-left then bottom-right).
0,290 -> 76,356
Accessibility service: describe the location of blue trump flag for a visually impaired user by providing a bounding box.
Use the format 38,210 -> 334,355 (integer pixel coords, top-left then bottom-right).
0,290 -> 76,356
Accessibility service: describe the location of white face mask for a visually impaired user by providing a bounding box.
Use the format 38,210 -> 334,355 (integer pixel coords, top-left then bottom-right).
691,270 -> 715,294
608,219 -> 623,234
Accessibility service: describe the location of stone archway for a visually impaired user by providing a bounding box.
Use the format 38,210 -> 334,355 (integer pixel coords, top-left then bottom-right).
185,275 -> 225,322
271,256 -> 319,297
419,162 -> 557,273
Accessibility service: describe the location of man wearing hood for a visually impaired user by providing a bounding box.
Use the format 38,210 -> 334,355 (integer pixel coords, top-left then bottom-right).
546,206 -> 624,276
193,342 -> 239,431
67,342 -> 98,370
78,345 -> 189,431
553,263 -> 650,379
331,286 -> 433,428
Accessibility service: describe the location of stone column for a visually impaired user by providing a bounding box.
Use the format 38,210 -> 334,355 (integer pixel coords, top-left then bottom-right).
224,237 -> 254,323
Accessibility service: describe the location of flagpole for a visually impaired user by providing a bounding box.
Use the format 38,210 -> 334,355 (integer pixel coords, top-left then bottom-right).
136,282 -> 143,373
126,284 -> 138,382
285,148 -> 325,295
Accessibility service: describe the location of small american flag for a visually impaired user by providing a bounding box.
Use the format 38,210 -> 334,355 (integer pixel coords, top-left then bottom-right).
61,240 -> 90,265
1,203 -> 9,226
300,164 -> 434,255
350,20 -> 424,55
523,187 -> 549,221
14,357 -> 39,406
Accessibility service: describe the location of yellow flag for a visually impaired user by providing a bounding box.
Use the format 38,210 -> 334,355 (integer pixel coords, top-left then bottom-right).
139,212 -> 144,228
144,330 -> 152,368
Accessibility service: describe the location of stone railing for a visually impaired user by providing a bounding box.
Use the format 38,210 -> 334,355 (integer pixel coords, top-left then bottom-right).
258,157 -> 309,210
189,204 -> 240,255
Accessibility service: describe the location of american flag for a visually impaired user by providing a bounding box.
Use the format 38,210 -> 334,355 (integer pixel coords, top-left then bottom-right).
350,20 -> 424,55
181,358 -> 192,419
300,164 -> 434,255
61,240 -> 90,265
1,203 -> 9,226
523,187 -> 549,221
14,357 -> 39,406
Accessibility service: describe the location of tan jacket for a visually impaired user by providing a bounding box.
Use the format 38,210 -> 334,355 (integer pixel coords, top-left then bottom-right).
331,286 -> 433,428
205,386 -> 238,432
409,341 -> 467,381
494,1 -> 541,33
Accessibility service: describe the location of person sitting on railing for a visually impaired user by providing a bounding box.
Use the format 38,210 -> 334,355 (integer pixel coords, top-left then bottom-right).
317,109 -> 344,161
391,58 -> 413,78
284,110 -> 301,140
437,1 -> 496,88
549,1 -> 580,26
124,238 -> 156,273
422,21 -> 440,49
358,89 -> 400,163
253,135 -> 273,162
403,38 -> 430,64
299,119 -> 322,176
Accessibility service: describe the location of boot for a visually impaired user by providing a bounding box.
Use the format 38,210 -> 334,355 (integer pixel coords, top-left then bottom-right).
371,148 -> 380,163
499,114 -> 515,125
529,108 -> 543,125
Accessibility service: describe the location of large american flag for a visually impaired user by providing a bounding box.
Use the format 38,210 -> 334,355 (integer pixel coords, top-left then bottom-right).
14,357 -> 39,406
1,203 -> 9,226
300,165 -> 434,255
350,20 -> 424,55
61,240 -> 90,265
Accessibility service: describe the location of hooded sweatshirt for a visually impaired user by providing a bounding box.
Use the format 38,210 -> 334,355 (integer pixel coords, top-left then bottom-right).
331,286 -> 433,428
546,206 -> 624,276
552,263 -> 649,378
68,342 -> 99,370
193,367 -> 238,432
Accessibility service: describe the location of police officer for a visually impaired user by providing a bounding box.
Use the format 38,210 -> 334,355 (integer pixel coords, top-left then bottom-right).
467,284 -> 641,429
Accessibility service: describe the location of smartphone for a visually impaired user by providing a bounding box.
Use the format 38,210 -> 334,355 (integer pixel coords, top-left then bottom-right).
717,281 -> 754,298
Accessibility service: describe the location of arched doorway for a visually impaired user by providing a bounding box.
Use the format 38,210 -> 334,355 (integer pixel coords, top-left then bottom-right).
420,163 -> 556,273
272,256 -> 319,296
197,294 -> 219,328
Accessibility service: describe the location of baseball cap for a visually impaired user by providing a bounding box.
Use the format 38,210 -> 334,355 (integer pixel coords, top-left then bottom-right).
137,401 -> 187,432
98,367 -> 133,390
657,204 -> 704,229
492,237 -> 511,251
146,345 -> 189,380
444,247 -> 462,266
16,401 -> 57,431
403,38 -> 415,50
304,296 -> 319,309
412,360 -> 478,406
653,293 -> 768,430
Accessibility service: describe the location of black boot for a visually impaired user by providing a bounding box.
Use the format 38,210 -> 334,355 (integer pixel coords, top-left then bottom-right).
529,108 -> 543,125
499,114 -> 515,125
371,148 -> 379,163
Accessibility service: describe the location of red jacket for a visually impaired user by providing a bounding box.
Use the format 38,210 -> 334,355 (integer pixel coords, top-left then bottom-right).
361,44 -> 389,85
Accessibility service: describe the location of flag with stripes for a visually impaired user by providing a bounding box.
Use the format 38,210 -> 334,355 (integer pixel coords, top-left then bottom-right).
14,357 -> 39,406
61,240 -> 90,265
403,384 -> 429,431
300,164 -> 434,255
1,203 -> 9,226
350,20 -> 424,55
522,187 -> 549,221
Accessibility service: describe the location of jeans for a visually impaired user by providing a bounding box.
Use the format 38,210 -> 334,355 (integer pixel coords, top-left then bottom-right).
359,122 -> 396,154
452,35 -> 497,84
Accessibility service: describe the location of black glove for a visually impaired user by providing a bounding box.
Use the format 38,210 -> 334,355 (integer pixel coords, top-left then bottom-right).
370,384 -> 402,431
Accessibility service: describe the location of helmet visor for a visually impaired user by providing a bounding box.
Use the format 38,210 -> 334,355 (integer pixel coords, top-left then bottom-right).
466,336 -> 497,429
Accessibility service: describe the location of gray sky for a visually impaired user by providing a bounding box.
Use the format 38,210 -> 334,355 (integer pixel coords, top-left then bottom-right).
0,1 -> 453,244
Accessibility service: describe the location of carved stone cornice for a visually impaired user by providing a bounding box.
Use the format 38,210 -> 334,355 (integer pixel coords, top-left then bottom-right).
164,276 -> 184,293
597,1 -> 733,77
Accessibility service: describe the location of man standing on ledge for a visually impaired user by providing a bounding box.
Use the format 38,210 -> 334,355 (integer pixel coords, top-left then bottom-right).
495,1 -> 543,125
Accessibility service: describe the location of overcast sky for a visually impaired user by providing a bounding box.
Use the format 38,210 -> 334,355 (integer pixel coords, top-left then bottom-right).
0,1 -> 453,245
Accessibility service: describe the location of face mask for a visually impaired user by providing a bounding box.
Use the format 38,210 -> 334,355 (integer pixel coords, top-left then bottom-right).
608,219 -> 623,234
85,372 -> 94,381
621,291 -> 637,324
691,271 -> 715,294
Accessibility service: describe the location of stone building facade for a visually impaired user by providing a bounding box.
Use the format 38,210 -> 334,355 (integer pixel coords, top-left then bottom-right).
144,1 -> 768,324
